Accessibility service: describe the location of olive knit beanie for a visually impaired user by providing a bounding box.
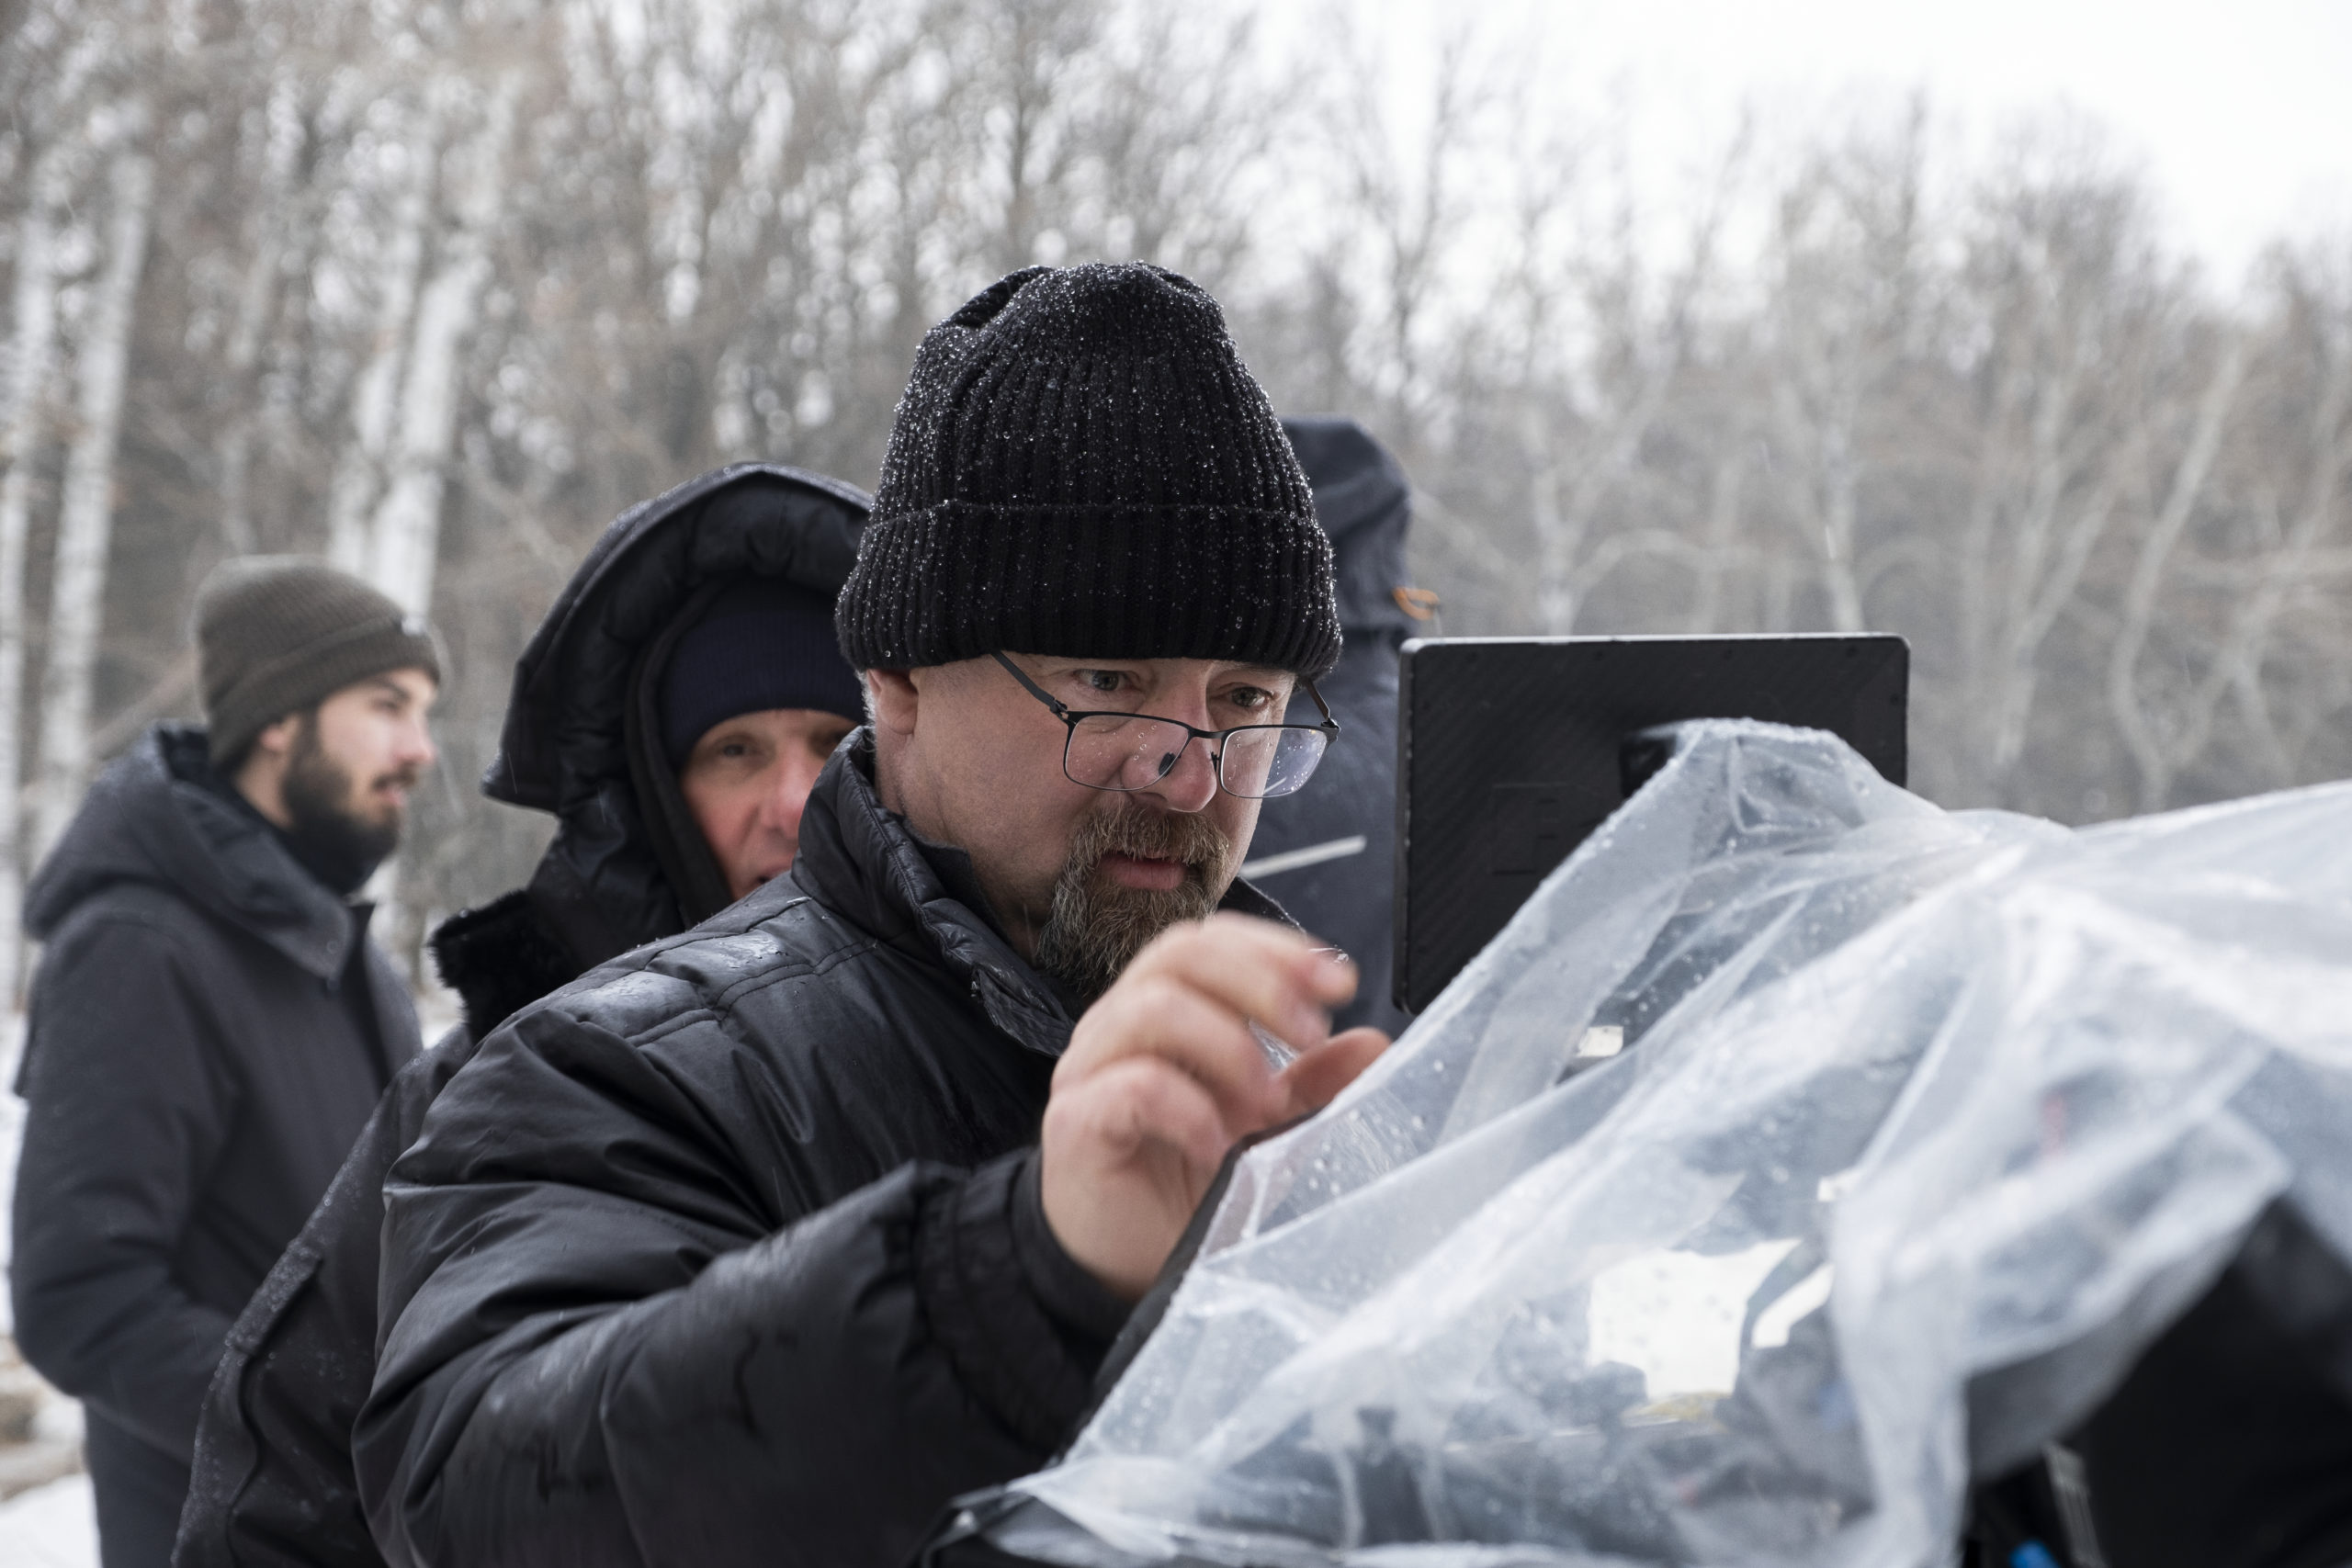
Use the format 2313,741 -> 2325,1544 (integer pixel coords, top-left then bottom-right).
834,263 -> 1341,677
196,557 -> 441,767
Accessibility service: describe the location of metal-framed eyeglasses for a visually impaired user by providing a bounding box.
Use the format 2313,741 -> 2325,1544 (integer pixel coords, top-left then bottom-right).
992,652 -> 1340,800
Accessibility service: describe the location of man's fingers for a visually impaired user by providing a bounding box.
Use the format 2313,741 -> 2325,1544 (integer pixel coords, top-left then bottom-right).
1061,975 -> 1283,1125
1127,915 -> 1357,1048
1043,922 -> 1387,1303
1039,1055 -> 1236,1300
1047,1055 -> 1233,1187
1277,1026 -> 1390,1118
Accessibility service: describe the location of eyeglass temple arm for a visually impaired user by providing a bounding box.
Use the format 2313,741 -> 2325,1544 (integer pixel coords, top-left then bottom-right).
990,651 -> 1072,719
1302,680 -> 1339,733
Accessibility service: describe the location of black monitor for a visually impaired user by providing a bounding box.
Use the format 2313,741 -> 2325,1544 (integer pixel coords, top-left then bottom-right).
1393,634 -> 1909,1013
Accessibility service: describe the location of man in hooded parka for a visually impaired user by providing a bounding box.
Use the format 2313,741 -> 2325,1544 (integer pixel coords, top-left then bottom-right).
171,463 -> 870,1568
1244,416 -> 1419,1037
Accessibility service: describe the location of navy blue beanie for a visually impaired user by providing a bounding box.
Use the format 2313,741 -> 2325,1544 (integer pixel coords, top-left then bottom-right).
660,578 -> 865,768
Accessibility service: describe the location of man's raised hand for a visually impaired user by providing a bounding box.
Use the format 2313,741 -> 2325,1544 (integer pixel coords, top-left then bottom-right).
1039,913 -> 1390,1300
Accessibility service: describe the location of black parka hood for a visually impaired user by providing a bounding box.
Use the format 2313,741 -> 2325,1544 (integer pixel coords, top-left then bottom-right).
1280,415 -> 1415,645
469,463 -> 870,971
25,724 -> 357,981
1254,417 -> 1417,1035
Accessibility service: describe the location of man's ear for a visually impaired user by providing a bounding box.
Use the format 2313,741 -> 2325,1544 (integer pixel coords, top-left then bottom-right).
248,712 -> 301,761
865,669 -> 921,737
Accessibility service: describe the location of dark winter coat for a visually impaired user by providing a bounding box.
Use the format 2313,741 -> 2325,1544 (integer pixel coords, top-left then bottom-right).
173,464 -> 873,1568
12,725 -> 419,1568
1248,415 -> 1417,1033
353,734 -> 1291,1568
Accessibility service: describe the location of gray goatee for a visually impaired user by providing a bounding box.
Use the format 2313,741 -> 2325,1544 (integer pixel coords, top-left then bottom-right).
1032,800 -> 1238,1000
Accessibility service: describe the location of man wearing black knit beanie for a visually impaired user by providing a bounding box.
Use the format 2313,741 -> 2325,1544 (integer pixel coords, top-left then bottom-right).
360,265 -> 1392,1568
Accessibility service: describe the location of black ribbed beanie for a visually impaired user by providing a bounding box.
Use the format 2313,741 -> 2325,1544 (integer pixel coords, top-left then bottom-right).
836,263 -> 1340,677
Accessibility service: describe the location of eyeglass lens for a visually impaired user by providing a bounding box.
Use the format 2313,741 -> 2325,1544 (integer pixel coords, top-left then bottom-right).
1064,714 -> 1328,799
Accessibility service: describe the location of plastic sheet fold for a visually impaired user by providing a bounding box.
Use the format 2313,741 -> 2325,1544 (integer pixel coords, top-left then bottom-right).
963,720 -> 2352,1568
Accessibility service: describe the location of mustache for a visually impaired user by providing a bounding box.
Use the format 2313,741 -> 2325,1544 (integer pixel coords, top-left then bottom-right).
369,763 -> 424,795
1070,799 -> 1235,881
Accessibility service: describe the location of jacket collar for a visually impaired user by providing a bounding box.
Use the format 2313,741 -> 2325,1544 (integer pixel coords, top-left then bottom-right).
789,733 -> 1295,1060
23,726 -> 359,981
792,733 -> 1071,1057
428,888 -> 588,1042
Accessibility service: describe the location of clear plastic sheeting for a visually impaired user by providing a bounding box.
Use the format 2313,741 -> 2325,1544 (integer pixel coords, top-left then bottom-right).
964,720 -> 2352,1568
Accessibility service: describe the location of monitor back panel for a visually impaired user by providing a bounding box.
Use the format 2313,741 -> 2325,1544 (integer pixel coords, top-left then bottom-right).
1395,634 -> 1908,1013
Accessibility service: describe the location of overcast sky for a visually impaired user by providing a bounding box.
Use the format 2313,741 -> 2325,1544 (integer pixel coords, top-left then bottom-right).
1262,0 -> 2352,288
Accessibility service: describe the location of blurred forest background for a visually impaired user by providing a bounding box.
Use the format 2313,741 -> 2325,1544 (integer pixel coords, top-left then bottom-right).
1,0 -> 2347,1001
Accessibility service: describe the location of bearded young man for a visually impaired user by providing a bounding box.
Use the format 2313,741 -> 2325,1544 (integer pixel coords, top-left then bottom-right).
12,559 -> 437,1568
355,263 -> 1388,1568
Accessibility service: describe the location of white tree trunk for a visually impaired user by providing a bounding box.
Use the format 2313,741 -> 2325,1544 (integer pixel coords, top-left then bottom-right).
326,140 -> 435,571
33,138 -> 157,862
368,84 -> 511,615
0,152 -> 68,1001
216,74 -> 307,557
368,245 -> 486,615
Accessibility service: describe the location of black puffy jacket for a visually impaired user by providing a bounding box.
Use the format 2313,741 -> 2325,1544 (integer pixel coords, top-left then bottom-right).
14,726 -> 419,1568
174,464 -> 870,1568
354,734 -> 1289,1568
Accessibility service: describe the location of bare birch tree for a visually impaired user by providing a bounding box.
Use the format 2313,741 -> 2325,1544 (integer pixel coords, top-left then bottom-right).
1942,152 -> 2159,802
1761,111 -> 1931,637
326,110 -> 436,572
0,151 -> 66,998
0,0 -> 109,999
32,115 -> 154,859
2103,332 -> 2247,812
369,78 -> 515,615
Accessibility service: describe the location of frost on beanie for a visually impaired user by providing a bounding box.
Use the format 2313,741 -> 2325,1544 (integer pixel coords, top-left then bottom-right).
834,263 -> 1341,677
196,556 -> 440,767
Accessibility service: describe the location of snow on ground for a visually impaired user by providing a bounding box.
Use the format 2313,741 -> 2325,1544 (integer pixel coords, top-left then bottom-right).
0,1475 -> 96,1568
